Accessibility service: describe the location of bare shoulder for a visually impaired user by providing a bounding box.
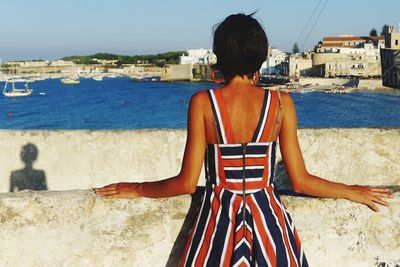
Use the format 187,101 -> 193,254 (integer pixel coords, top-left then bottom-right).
190,90 -> 210,109
279,91 -> 296,114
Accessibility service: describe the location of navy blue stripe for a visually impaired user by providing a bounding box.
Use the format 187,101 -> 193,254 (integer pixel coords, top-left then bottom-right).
284,215 -> 301,266
251,90 -> 269,142
302,254 -> 309,267
205,189 -> 233,267
252,232 -> 268,267
206,144 -> 216,184
254,190 -> 288,267
225,168 -> 264,179
219,145 -> 242,156
185,183 -> 213,266
236,208 -> 253,231
269,142 -> 277,185
246,144 -> 269,155
207,90 -> 224,144
231,242 -> 252,266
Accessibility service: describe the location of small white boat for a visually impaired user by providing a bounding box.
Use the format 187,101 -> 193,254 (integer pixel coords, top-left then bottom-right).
93,76 -> 103,81
3,80 -> 33,97
61,76 -> 80,84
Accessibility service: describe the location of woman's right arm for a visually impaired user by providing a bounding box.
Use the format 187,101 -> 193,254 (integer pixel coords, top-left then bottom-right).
278,92 -> 393,211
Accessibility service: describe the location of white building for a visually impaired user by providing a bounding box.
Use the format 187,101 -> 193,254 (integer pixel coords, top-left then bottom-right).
179,48 -> 216,65
50,60 -> 74,67
260,47 -> 287,75
313,35 -> 385,77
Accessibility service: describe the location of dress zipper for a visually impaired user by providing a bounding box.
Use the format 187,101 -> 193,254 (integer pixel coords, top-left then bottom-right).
242,143 -> 247,243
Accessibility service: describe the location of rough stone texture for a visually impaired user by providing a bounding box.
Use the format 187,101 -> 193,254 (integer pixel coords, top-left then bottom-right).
0,129 -> 399,192
0,188 -> 399,267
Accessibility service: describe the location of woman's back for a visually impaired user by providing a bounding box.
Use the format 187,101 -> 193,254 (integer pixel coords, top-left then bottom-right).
204,83 -> 281,145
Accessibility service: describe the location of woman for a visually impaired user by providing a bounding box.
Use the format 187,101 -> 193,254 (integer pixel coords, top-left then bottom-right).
95,13 -> 392,266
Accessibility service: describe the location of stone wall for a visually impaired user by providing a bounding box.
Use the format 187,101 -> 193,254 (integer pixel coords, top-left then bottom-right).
0,187 -> 399,266
0,129 -> 399,266
1,129 -> 398,193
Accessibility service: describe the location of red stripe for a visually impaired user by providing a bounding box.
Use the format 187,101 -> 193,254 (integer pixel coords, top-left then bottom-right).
225,182 -> 269,192
266,187 -> 297,266
194,186 -> 222,266
260,91 -> 278,142
217,147 -> 227,187
222,157 -> 266,167
214,90 -> 235,143
293,228 -> 302,254
247,196 -> 277,265
222,195 -> 241,267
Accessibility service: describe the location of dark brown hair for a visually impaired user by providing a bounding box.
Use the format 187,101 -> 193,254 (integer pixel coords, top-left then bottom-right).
213,13 -> 268,83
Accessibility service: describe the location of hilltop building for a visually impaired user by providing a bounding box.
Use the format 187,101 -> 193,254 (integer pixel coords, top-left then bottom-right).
179,49 -> 216,65
380,25 -> 400,88
312,35 -> 385,78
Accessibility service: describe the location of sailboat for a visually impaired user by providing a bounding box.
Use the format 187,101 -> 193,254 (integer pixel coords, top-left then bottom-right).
3,80 -> 33,97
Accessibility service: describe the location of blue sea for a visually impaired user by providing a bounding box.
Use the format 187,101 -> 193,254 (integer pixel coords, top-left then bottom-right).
0,77 -> 399,129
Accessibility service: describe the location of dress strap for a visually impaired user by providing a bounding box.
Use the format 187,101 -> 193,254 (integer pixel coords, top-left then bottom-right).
207,90 -> 234,144
251,90 -> 271,142
257,90 -> 282,142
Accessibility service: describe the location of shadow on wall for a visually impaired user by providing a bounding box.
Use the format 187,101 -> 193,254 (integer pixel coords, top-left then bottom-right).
9,143 -> 47,192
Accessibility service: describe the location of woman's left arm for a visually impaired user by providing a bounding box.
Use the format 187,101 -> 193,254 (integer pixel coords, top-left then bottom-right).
95,91 -> 207,199
278,92 -> 393,211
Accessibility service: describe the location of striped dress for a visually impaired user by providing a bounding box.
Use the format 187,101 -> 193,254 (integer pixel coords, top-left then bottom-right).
180,89 -> 309,267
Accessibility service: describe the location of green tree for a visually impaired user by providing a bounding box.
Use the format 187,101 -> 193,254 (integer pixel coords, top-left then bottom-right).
292,43 -> 300,54
369,28 -> 378,36
381,24 -> 390,36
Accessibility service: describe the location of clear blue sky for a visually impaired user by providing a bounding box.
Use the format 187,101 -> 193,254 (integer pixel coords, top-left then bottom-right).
0,0 -> 399,61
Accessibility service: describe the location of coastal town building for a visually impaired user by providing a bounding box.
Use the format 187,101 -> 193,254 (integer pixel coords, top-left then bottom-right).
289,52 -> 313,78
312,35 -> 385,78
380,25 -> 400,88
179,49 -> 216,65
260,47 -> 287,75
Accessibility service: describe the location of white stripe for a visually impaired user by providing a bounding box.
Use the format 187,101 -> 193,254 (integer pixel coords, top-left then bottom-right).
300,246 -> 304,266
203,188 -> 225,265
214,144 -> 220,186
221,154 -> 267,159
256,90 -> 271,142
272,192 -> 299,267
224,166 -> 264,171
218,143 -> 242,148
247,141 -> 273,146
219,194 -> 236,267
218,142 -> 272,147
235,221 -> 253,234
264,188 -> 291,266
252,220 -> 273,267
210,90 -> 227,144
267,144 -> 272,185
181,189 -> 208,266
191,190 -> 215,267
250,194 -> 277,256
229,188 -> 261,194
226,177 -> 263,183
232,256 -> 251,267
234,238 -> 251,251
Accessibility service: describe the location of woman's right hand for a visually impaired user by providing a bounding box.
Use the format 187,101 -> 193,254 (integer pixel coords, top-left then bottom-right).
94,182 -> 141,199
345,185 -> 393,212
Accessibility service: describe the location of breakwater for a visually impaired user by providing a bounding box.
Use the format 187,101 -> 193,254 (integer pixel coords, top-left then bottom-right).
0,129 -> 399,266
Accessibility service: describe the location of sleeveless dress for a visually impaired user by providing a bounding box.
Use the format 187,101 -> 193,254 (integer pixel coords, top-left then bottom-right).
180,89 -> 309,267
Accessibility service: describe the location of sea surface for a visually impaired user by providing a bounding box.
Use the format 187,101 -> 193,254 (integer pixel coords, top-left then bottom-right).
0,77 -> 399,129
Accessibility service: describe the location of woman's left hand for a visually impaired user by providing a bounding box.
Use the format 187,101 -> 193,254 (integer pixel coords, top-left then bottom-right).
94,182 -> 141,199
